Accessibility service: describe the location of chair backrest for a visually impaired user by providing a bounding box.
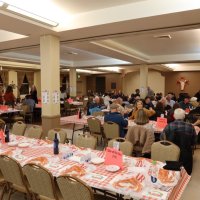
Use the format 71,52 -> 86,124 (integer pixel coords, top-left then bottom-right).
57,175 -> 94,200
0,155 -> 29,190
64,101 -> 70,109
12,121 -> 26,136
87,117 -> 102,134
151,141 -> 180,162
108,138 -> 133,156
0,119 -> 5,130
92,111 -> 104,117
103,121 -> 120,140
126,125 -> 155,154
26,125 -> 43,139
23,163 -> 58,200
83,100 -> 88,109
74,134 -> 97,149
21,104 -> 31,114
48,128 -> 67,144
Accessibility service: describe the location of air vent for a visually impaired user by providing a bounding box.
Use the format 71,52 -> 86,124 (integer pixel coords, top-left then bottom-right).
154,35 -> 172,39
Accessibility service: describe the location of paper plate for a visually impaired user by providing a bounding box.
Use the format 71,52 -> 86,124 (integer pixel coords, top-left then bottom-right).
18,142 -> 30,148
106,165 -> 120,172
8,141 -> 18,147
91,157 -> 105,165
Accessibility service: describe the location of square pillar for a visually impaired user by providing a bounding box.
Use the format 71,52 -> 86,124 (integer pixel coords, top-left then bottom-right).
40,35 -> 60,137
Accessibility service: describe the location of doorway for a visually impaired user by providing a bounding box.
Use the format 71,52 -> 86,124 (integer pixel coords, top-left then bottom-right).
96,77 -> 105,94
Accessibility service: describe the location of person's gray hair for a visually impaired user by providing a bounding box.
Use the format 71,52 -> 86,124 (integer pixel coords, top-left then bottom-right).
174,108 -> 185,120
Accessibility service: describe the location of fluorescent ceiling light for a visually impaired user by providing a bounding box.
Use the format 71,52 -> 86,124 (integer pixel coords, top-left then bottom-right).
60,68 -> 105,74
6,4 -> 58,27
97,67 -> 121,72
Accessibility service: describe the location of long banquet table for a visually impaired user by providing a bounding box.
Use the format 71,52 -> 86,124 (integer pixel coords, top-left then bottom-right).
0,135 -> 190,200
60,115 -> 200,134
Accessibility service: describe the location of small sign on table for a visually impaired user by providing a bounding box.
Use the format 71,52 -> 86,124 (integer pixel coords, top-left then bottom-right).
156,117 -> 168,129
104,147 -> 123,169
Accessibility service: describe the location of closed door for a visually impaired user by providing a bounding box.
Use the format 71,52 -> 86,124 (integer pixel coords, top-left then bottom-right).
96,77 -> 105,94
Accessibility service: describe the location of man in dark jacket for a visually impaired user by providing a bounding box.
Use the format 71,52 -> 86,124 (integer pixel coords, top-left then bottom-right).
104,104 -> 128,137
161,108 -> 196,175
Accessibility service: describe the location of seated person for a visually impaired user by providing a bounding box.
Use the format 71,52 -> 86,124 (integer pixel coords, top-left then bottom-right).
151,101 -> 165,121
103,93 -> 111,108
129,100 -> 155,120
129,109 -> 154,132
187,104 -> 200,123
166,94 -> 175,109
104,104 -> 128,138
88,96 -> 104,115
179,95 -> 192,110
160,108 -> 196,175
112,97 -> 125,115
144,96 -> 155,110
24,94 -> 35,112
190,97 -> 199,108
167,103 -> 180,123
126,109 -> 154,157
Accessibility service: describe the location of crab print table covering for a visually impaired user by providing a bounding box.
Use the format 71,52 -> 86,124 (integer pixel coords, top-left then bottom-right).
0,135 -> 190,200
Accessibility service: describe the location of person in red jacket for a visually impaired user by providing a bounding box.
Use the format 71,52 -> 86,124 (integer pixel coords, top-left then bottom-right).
4,85 -> 16,106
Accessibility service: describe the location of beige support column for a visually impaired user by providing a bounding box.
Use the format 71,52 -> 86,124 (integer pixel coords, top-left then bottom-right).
8,70 -> 18,97
121,70 -> 126,95
40,35 -> 60,137
69,68 -> 77,97
139,66 -> 148,99
34,71 -> 41,98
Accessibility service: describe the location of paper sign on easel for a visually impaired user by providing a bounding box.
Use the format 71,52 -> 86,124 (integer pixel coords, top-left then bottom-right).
104,147 -> 123,168
156,117 -> 167,129
42,90 -> 50,104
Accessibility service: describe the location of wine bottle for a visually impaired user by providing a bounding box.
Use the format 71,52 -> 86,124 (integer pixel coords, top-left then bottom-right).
5,125 -> 10,143
79,108 -> 82,119
53,133 -> 59,155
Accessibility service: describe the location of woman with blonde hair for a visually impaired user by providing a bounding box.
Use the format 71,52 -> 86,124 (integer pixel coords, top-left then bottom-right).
30,85 -> 38,104
129,100 -> 155,120
133,109 -> 154,131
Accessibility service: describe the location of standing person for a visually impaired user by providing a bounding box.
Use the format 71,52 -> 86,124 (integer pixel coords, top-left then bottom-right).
4,85 -> 16,106
161,108 -> 196,175
30,85 -> 38,104
24,94 -> 35,112
147,86 -> 154,98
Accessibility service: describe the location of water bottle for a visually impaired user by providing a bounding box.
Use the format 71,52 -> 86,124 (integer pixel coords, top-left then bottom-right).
5,125 -> 10,143
150,160 -> 157,183
53,133 -> 59,155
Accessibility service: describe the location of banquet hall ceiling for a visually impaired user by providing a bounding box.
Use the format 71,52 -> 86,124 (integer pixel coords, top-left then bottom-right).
0,0 -> 200,73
